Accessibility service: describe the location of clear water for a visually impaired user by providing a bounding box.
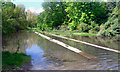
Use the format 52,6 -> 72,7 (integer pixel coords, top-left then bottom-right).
2,31 -> 119,70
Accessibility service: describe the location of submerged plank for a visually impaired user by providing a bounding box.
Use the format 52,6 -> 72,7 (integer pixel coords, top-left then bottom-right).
38,31 -> 120,54
34,31 -> 98,60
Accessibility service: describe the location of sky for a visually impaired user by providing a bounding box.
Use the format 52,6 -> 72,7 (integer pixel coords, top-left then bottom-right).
13,0 -> 45,14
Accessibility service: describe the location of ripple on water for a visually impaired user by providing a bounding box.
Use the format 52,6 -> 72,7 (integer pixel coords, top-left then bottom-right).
2,32 -> 120,70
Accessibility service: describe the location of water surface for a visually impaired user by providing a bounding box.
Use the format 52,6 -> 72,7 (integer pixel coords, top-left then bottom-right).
2,31 -> 119,70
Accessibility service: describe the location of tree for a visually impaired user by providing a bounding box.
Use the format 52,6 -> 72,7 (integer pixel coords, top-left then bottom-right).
37,2 -> 66,30
26,10 -> 37,28
2,2 -> 28,34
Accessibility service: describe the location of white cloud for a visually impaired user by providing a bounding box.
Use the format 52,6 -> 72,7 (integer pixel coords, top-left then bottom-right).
104,0 -> 108,2
27,7 -> 44,13
35,8 -> 44,13
28,7 -> 35,13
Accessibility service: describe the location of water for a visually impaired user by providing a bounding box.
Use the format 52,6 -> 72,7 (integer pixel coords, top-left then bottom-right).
68,35 -> 119,50
2,31 -> 119,70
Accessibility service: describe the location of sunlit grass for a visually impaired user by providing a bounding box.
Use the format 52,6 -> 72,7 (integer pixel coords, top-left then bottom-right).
73,33 -> 97,36
2,51 -> 31,70
45,30 -> 97,36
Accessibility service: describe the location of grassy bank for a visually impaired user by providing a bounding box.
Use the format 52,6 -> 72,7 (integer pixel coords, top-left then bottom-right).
21,28 -> 38,32
73,33 -> 97,36
44,30 -> 97,36
2,51 -> 31,70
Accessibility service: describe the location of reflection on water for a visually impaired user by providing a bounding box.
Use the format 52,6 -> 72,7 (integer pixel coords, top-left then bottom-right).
50,36 -> 119,70
2,31 -> 119,70
68,35 -> 119,50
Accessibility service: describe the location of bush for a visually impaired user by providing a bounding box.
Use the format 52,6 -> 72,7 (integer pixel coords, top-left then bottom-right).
68,21 -> 77,31
59,25 -> 70,31
89,29 -> 98,34
98,6 -> 120,37
89,21 -> 100,33
101,19 -> 119,36
77,22 -> 90,32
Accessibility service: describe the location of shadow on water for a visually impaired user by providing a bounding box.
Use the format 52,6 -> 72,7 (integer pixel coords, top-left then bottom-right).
2,31 -> 119,70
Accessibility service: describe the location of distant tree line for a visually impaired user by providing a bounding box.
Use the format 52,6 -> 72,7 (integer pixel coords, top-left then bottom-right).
37,1 -> 120,37
1,1 -> 119,37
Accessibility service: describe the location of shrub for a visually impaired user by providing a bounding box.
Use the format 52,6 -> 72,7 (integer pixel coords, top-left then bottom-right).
59,25 -> 70,31
89,29 -> 98,34
68,21 -> 77,31
98,6 -> 120,37
77,22 -> 90,32
101,19 -> 119,36
90,21 -> 100,33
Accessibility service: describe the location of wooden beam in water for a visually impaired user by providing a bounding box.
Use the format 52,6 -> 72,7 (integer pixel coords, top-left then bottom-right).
34,31 -> 98,60
38,31 -> 120,54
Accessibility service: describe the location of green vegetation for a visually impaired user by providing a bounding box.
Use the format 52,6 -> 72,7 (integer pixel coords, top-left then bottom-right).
2,51 -> 31,70
98,2 -> 120,37
45,30 -> 72,36
2,2 -> 37,34
44,30 -> 97,36
1,1 -> 120,70
2,1 -> 119,37
73,33 -> 97,36
37,2 -> 119,37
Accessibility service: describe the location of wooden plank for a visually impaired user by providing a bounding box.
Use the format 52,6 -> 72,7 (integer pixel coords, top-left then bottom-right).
38,31 -> 120,54
34,31 -> 98,60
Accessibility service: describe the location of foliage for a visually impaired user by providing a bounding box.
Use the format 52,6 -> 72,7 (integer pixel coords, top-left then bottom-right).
26,10 -> 37,28
58,25 -> 70,31
77,22 -> 90,32
69,20 -> 77,31
2,1 -> 119,37
2,2 -> 27,34
89,21 -> 100,33
37,2 -> 112,36
2,2 -> 36,34
65,2 -> 108,27
98,4 -> 120,37
37,2 -> 67,30
2,51 -> 31,70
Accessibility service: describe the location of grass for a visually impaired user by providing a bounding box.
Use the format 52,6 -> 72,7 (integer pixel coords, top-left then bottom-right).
73,33 -> 97,36
27,28 -> 38,30
2,51 -> 31,70
44,30 -> 97,36
45,30 -> 72,36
